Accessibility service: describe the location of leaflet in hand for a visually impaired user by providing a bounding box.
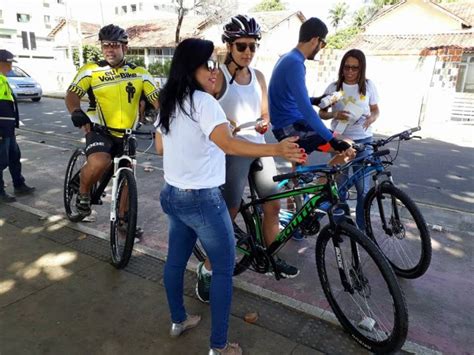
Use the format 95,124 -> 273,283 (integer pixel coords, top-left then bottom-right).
334,102 -> 365,135
344,102 -> 364,123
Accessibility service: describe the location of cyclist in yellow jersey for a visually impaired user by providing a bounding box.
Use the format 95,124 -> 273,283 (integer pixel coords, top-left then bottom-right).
65,24 -> 159,218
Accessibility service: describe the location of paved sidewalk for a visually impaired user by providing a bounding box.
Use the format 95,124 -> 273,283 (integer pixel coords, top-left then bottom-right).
1,205 -> 376,355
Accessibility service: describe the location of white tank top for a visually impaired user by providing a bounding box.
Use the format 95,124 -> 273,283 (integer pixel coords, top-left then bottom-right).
218,65 -> 264,144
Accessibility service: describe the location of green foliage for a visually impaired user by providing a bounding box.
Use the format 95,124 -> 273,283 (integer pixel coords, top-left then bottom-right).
326,26 -> 360,49
148,60 -> 172,77
72,45 -> 102,69
127,55 -> 145,67
328,1 -> 349,30
372,0 -> 399,7
351,8 -> 367,28
253,0 -> 285,12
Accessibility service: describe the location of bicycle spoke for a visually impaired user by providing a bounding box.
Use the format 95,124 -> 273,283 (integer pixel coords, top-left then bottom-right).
369,190 -> 423,272
316,223 -> 407,352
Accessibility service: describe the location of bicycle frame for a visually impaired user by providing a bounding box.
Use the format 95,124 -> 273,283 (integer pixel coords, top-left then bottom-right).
241,175 -> 344,257
83,128 -> 140,219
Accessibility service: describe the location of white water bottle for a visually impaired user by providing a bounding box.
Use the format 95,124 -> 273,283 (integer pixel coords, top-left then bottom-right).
318,91 -> 343,109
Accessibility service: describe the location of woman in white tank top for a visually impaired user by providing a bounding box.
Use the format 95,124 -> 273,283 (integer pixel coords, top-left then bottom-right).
195,16 -> 301,306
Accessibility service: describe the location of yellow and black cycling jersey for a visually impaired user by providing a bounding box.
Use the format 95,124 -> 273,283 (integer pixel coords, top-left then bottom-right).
68,60 -> 159,135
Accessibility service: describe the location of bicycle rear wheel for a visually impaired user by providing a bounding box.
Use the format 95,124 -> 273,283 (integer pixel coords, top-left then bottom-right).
110,169 -> 137,269
63,149 -> 87,223
192,203 -> 254,276
364,184 -> 432,278
316,221 -> 408,353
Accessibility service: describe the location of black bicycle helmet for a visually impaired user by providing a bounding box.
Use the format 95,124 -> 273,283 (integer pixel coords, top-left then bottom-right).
98,24 -> 128,44
222,15 -> 261,43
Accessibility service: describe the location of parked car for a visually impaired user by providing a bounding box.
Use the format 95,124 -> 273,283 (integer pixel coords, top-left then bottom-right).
6,66 -> 42,102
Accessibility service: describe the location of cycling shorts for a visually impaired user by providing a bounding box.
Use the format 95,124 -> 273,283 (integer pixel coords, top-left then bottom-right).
272,120 -> 333,154
85,127 -> 124,157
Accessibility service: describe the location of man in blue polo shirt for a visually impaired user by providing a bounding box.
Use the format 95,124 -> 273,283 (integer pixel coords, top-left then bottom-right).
269,17 -> 351,155
0,49 -> 35,202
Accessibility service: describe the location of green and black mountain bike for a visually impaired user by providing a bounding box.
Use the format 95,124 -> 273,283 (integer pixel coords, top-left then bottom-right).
193,156 -> 408,353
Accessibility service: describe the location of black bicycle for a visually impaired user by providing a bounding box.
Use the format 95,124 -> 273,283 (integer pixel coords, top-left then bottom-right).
193,158 -> 409,353
63,126 -> 152,269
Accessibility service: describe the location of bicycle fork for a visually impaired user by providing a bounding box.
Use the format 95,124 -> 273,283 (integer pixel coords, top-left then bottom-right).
373,174 -> 399,236
332,228 -> 367,295
109,155 -> 136,223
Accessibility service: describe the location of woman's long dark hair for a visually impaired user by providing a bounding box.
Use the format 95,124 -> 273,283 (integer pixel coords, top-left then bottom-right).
158,38 -> 214,134
336,49 -> 367,96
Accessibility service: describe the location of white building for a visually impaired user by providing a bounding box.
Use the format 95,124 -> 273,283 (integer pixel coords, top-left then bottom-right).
0,0 -> 70,91
100,0 -> 180,23
0,0 -> 66,61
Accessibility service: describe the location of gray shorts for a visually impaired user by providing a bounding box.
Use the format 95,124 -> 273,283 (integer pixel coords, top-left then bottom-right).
221,155 -> 279,209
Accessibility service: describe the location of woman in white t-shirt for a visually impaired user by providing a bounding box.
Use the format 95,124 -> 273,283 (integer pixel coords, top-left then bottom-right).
319,49 -> 380,230
155,38 -> 306,355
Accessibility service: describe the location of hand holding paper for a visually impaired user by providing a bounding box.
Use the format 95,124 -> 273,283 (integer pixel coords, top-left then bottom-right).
343,102 -> 365,124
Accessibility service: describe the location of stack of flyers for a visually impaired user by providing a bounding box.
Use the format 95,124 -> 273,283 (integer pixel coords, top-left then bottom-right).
334,102 -> 365,134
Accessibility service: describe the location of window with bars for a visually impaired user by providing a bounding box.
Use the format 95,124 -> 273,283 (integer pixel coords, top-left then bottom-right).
22,31 -> 29,49
17,13 -> 31,23
456,55 -> 474,93
20,31 -> 37,50
29,32 -> 37,50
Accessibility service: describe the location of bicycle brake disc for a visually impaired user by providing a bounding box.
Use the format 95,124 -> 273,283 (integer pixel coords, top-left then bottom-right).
250,246 -> 271,273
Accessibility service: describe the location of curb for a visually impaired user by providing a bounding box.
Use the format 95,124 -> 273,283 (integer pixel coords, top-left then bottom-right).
9,201 -> 442,355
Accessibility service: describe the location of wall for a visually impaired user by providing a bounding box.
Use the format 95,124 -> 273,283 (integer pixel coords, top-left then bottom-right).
259,16 -> 301,57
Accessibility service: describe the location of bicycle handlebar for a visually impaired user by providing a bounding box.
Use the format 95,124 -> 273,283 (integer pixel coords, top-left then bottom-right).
272,127 -> 420,184
272,149 -> 391,183
372,126 -> 421,147
105,126 -> 154,136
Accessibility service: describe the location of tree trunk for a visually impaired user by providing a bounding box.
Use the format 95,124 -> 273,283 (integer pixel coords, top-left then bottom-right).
175,8 -> 184,45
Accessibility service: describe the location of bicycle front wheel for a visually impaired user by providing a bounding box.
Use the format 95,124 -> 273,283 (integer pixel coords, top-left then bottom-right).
110,169 -> 137,269
364,184 -> 432,278
63,149 -> 87,223
316,221 -> 408,353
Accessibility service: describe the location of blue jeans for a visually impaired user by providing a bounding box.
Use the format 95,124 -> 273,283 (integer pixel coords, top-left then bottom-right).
159,183 -> 235,349
339,137 -> 373,230
0,135 -> 25,193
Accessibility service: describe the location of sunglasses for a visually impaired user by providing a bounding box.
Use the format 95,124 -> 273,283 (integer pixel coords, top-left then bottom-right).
319,38 -> 327,48
343,65 -> 360,72
233,42 -> 259,53
101,41 -> 122,49
206,59 -> 219,72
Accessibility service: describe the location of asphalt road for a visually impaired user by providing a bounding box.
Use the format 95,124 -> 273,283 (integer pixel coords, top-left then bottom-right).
17,97 -> 474,213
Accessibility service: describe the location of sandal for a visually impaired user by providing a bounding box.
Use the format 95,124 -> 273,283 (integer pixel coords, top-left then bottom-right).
209,342 -> 242,355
